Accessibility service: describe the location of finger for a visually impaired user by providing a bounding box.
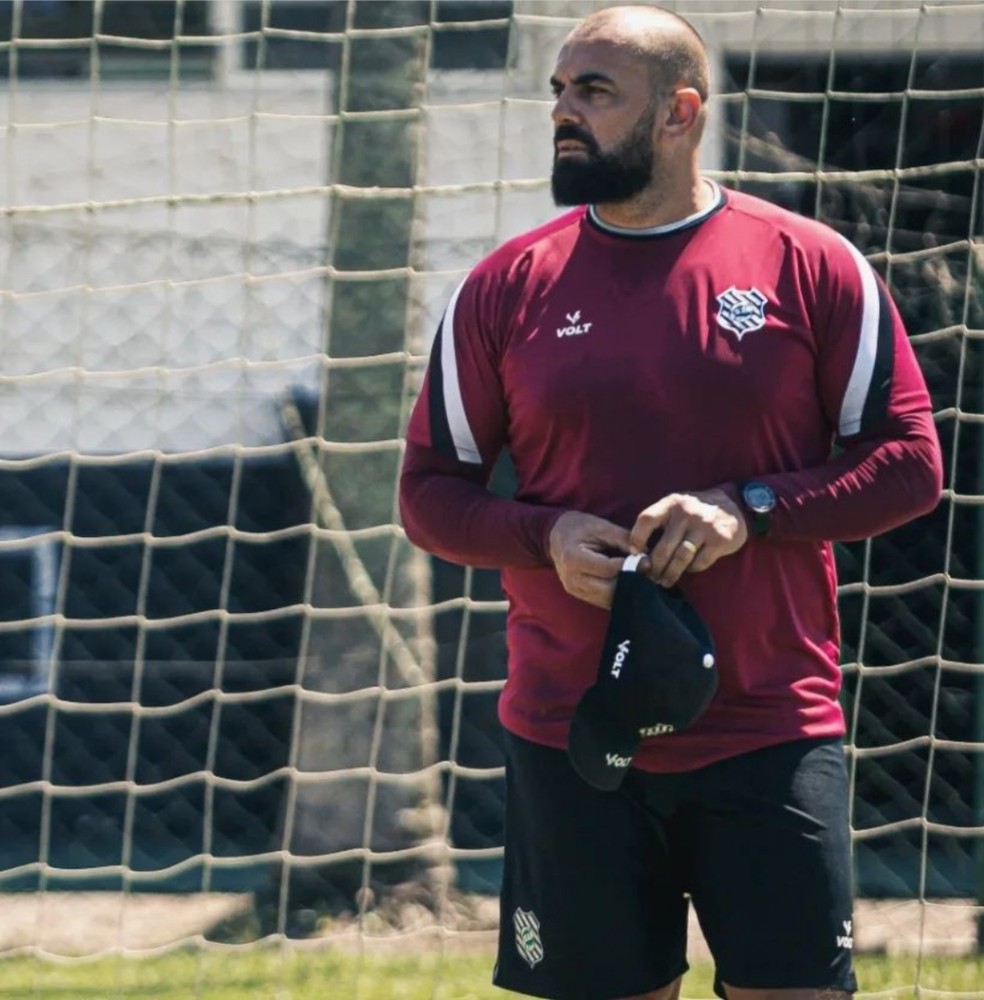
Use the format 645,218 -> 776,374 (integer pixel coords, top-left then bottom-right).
592,556 -> 633,582
647,516 -> 690,579
650,519 -> 705,583
600,523 -> 633,553
628,497 -> 674,553
571,548 -> 631,579
554,556 -> 626,607
551,514 -> 631,572
679,537 -> 701,560
566,573 -> 619,610
575,521 -> 632,557
686,543 -> 718,574
657,534 -> 703,587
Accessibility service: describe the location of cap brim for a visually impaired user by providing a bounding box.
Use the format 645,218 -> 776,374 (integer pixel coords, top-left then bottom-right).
567,685 -> 641,792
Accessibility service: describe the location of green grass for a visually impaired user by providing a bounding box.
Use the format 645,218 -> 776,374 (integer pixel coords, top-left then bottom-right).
0,951 -> 982,999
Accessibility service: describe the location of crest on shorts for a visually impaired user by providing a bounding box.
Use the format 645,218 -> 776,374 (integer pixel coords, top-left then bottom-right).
513,907 -> 544,968
715,286 -> 768,340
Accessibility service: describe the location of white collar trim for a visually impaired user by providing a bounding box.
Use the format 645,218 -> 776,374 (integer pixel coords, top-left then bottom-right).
588,179 -> 722,236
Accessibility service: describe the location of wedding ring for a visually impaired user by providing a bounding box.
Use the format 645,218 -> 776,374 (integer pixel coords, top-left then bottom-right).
680,538 -> 700,556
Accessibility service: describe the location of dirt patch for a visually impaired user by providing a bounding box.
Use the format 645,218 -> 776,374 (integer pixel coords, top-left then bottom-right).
0,892 -> 978,959
0,892 -> 253,956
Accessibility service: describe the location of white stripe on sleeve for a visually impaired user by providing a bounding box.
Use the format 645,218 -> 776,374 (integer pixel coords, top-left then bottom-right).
440,277 -> 482,464
836,235 -> 880,437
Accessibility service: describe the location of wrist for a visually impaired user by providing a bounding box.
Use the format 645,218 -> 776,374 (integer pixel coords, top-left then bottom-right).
543,509 -> 570,566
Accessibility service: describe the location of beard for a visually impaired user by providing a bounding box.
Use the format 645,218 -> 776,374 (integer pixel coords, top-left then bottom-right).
551,105 -> 656,207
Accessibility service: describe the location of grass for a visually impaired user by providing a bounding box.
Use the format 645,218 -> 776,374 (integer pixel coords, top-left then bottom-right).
0,950 -> 981,999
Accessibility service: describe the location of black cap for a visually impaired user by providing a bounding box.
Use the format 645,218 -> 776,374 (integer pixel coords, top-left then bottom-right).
567,554 -> 717,791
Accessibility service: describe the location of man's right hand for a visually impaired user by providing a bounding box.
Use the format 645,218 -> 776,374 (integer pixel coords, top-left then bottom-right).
548,511 -> 632,609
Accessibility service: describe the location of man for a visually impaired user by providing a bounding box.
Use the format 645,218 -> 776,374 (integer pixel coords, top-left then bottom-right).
399,6 -> 942,1000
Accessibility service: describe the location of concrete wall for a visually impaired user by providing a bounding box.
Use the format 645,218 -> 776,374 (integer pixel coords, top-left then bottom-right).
0,72 -> 334,455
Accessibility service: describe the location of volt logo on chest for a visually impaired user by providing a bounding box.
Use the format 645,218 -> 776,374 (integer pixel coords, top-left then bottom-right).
556,309 -> 593,337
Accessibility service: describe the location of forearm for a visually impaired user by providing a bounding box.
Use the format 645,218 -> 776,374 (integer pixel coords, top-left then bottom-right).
735,415 -> 942,542
399,448 -> 565,568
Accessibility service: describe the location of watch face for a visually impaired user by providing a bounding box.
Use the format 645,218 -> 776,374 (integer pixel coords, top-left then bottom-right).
743,482 -> 776,513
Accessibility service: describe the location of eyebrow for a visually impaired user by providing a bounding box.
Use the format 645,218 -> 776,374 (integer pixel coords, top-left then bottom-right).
549,71 -> 616,90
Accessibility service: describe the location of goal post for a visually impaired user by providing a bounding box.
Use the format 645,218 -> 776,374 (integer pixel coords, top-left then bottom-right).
0,0 -> 981,989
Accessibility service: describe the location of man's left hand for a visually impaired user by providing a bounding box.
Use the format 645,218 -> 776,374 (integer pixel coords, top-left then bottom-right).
629,488 -> 749,588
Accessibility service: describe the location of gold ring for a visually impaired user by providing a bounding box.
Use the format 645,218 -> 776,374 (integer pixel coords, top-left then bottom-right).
680,538 -> 700,556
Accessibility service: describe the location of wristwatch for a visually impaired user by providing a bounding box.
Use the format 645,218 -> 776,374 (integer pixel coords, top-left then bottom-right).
740,481 -> 777,537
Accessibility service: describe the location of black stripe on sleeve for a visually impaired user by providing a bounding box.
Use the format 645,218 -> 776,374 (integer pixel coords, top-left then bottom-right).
427,321 -> 456,458
858,282 -> 896,433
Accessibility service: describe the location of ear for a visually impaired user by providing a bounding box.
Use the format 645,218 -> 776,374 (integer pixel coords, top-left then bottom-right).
663,87 -> 703,134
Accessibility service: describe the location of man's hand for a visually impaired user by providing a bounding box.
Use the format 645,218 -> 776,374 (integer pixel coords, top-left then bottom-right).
629,488 -> 748,588
548,511 -> 632,609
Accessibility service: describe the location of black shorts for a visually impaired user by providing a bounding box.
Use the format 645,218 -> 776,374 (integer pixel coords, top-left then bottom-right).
493,734 -> 858,1000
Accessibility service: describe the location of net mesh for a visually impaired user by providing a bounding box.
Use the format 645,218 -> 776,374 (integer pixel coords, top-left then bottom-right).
0,0 -> 980,995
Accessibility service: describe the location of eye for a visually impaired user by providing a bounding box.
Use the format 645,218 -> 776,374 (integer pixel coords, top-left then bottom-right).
579,83 -> 610,99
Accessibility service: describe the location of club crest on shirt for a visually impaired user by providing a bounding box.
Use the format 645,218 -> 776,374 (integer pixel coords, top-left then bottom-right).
715,286 -> 768,340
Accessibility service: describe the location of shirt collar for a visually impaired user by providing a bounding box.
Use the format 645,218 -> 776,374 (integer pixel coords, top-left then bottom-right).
587,179 -> 723,237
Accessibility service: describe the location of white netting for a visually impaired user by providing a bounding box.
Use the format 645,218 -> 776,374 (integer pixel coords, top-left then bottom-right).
0,1 -> 980,997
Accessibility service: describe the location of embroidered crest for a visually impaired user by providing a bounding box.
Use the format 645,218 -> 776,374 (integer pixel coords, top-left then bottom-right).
715,286 -> 768,339
513,907 -> 544,968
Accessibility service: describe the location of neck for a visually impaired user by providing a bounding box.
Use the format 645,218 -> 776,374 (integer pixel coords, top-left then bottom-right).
593,172 -> 711,230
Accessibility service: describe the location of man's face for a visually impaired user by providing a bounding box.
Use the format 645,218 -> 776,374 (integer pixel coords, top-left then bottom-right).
549,39 -> 662,206
551,102 -> 656,206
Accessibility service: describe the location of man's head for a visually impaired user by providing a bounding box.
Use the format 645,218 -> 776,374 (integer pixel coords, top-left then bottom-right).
550,5 -> 710,207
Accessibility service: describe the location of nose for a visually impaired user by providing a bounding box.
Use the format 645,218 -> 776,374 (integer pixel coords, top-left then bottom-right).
551,88 -> 580,127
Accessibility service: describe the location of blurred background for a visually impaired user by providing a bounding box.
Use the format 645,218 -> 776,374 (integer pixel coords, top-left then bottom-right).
0,0 -> 980,978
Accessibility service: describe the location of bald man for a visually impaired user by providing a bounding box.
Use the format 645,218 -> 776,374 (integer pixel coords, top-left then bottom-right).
399,6 -> 941,1000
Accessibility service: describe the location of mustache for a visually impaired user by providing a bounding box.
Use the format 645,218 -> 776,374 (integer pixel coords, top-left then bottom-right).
553,125 -> 599,154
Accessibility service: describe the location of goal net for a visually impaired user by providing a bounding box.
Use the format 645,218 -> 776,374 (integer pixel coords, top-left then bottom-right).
0,0 -> 980,995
